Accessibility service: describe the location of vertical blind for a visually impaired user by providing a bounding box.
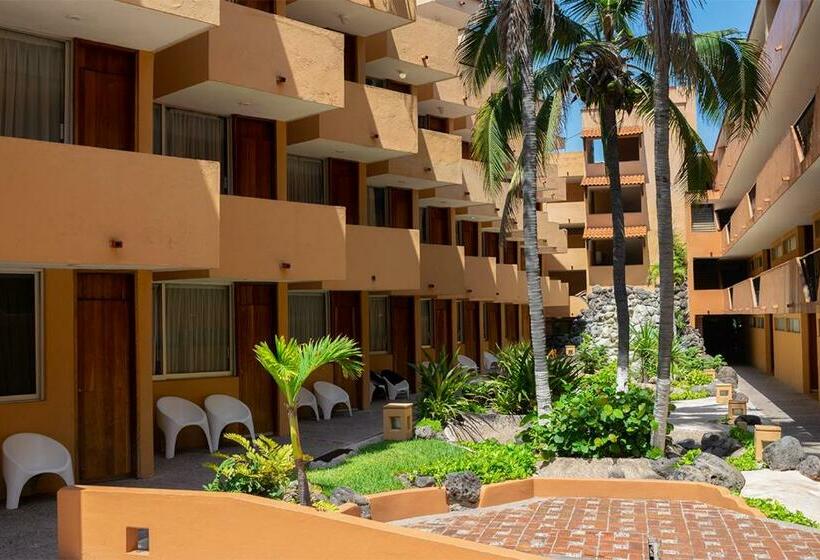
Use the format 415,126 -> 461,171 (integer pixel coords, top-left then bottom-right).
0,274 -> 37,398
420,299 -> 433,347
288,292 -> 328,343
369,296 -> 390,352
160,107 -> 230,193
287,155 -> 326,204
0,30 -> 64,142
163,285 -> 231,374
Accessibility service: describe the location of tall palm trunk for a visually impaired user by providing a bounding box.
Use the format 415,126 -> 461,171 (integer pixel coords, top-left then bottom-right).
521,45 -> 552,416
287,405 -> 311,506
650,0 -> 674,449
600,103 -> 630,391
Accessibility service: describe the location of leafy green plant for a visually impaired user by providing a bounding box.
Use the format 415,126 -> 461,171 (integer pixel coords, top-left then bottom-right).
726,447 -> 762,471
729,426 -> 754,447
630,323 -> 658,382
204,433 -> 294,498
312,500 -> 339,512
413,350 -> 479,425
415,418 -> 443,432
670,388 -> 710,401
576,334 -> 609,376
648,235 -> 687,285
415,441 -> 537,484
744,497 -> 819,528
523,384 -> 658,459
677,448 -> 702,466
644,447 -> 663,460
675,369 -> 713,387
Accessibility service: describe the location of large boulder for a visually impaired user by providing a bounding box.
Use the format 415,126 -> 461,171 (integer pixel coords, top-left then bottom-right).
797,455 -> 820,480
442,413 -> 524,444
701,432 -> 742,458
734,414 -> 762,427
762,436 -> 805,471
443,471 -> 482,508
414,475 -> 436,488
538,458 -> 661,480
716,366 -> 738,388
329,486 -> 369,507
692,453 -> 745,492
650,458 -> 679,479
669,465 -> 707,484
731,391 -> 749,404
414,425 -> 437,440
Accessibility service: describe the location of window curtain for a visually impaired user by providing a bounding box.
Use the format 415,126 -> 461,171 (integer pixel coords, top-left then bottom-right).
0,30 -> 64,142
0,274 -> 36,397
420,299 -> 433,347
152,285 -> 163,375
165,285 -> 231,374
287,155 -> 325,204
369,296 -> 390,352
288,293 -> 327,342
165,108 -> 228,191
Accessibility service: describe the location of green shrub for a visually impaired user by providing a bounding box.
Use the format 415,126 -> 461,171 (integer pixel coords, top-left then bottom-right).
414,350 -> 480,425
630,323 -> 658,382
415,418 -> 443,432
729,425 -> 754,447
726,447 -> 762,471
415,441 -> 537,484
671,388 -> 711,401
744,497 -> 819,528
644,447 -> 663,460
204,434 -> 294,498
677,448 -> 702,466
675,369 -> 713,387
523,384 -> 658,459
576,334 -> 609,376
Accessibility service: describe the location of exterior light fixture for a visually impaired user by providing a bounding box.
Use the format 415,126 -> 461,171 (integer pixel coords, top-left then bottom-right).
276,75 -> 287,84
428,283 -> 435,289
280,262 -> 291,270
110,239 -> 123,249
371,133 -> 380,139
371,275 -> 376,282
398,70 -> 407,80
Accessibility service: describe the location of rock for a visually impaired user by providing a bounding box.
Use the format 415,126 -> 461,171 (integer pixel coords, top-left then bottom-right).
729,447 -> 748,459
395,473 -> 413,488
608,467 -> 626,479
538,457 -> 661,480
650,458 -> 679,479
678,438 -> 700,450
735,414 -> 762,426
449,503 -> 467,512
329,486 -> 369,507
669,464 -> 707,483
701,432 -> 742,458
414,475 -> 436,488
716,366 -> 738,387
414,425 -> 436,440
283,481 -> 327,504
443,471 -> 482,508
442,413 -> 524,444
763,436 -> 806,471
665,442 -> 686,459
731,391 -> 749,404
797,455 -> 820,480
690,383 -> 716,396
691,453 -> 746,492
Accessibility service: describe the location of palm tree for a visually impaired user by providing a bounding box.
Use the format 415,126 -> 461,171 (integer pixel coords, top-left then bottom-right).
459,0 -> 556,416
644,0 -> 767,448
254,335 -> 362,506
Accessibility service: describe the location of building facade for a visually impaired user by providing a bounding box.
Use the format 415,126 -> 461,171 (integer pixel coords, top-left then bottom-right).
0,0 -> 572,497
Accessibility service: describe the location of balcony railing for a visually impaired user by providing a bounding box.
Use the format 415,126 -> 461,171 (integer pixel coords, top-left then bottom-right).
725,254 -> 817,314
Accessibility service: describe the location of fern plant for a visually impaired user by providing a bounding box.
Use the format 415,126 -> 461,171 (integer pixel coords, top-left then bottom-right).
204,433 -> 294,498
413,350 -> 477,425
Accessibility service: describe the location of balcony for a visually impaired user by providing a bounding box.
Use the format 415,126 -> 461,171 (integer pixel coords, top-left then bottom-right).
417,0 -> 482,27
365,17 -> 459,85
0,137 -> 219,270
0,0 -> 218,52
507,214 -> 568,254
543,248 -> 587,273
286,0 -> 415,36
451,114 -> 477,141
324,225 -> 420,291
407,243 -> 466,298
538,175 -> 567,203
588,265 -> 649,287
155,2 -> 343,122
288,81 -> 417,162
584,159 -> 644,179
542,278 -> 569,308
367,129 -> 460,189
725,257 -> 814,314
495,264 -> 520,304
207,196 -> 346,282
417,78 -> 480,119
547,201 -> 585,225
465,256 -> 497,301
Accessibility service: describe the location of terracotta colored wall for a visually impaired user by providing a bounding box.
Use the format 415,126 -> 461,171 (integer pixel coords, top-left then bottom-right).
121,0 -> 220,26
748,316 -> 772,373
365,17 -> 458,77
772,314 -> 806,392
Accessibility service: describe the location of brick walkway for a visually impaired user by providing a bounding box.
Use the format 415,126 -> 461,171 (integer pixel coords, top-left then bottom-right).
395,497 -> 820,559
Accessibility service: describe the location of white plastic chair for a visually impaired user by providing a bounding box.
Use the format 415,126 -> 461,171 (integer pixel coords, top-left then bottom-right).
156,396 -> 214,459
380,371 -> 410,400
296,388 -> 320,421
458,354 -> 479,371
204,394 -> 256,449
3,433 -> 74,510
483,352 -> 499,372
313,381 -> 352,420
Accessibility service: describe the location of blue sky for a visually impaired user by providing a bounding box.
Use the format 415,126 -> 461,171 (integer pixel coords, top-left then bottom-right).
561,0 -> 757,152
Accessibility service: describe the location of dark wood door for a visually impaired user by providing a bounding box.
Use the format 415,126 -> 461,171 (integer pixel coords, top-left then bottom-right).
235,284 -> 278,434
483,232 -> 500,262
330,292 -> 361,408
232,0 -> 277,13
233,117 -> 276,199
504,241 -> 518,265
329,159 -> 359,225
75,41 -> 135,150
428,207 -> 451,245
77,273 -> 135,482
460,221 -> 479,257
463,301 -> 480,362
485,303 -> 502,351
390,296 -> 416,392
389,188 -> 413,229
433,299 -> 452,355
344,34 -> 358,82
505,304 -> 520,343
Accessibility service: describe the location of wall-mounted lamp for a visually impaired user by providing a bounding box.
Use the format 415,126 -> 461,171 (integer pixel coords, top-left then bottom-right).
371,133 -> 380,140
280,262 -> 292,270
371,275 -> 377,282
428,283 -> 435,289
110,239 -> 123,249
276,75 -> 287,84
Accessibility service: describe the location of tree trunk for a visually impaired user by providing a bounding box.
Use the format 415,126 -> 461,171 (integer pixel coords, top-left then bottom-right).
650,0 -> 674,450
287,405 -> 312,506
520,42 -> 552,416
600,103 -> 630,391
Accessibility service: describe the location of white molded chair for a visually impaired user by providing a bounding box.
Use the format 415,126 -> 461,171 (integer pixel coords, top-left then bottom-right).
156,396 -> 214,459
483,352 -> 499,372
313,381 -> 352,420
204,394 -> 256,449
3,433 -> 74,510
457,354 -> 479,371
380,371 -> 410,400
296,388 -> 320,421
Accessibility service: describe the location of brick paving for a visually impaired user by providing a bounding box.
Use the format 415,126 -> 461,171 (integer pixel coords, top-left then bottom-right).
394,497 -> 820,559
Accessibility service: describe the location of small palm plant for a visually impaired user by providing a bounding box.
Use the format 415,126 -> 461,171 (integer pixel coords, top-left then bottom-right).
254,335 -> 362,506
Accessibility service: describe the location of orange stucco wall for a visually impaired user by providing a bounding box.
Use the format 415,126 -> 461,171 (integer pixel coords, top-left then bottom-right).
748,316 -> 772,374
772,314 -> 807,393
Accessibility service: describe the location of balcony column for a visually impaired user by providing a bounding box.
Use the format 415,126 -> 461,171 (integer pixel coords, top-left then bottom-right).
136,51 -> 154,154
134,271 -> 155,478
276,122 -> 288,200
276,284 -> 289,436
359,292 -> 372,409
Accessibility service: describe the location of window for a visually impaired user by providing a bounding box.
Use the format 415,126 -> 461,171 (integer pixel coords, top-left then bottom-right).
790,318 -> 801,333
155,106 -> 230,193
287,155 -> 326,204
590,238 -> 644,266
154,284 -> 233,378
456,301 -> 464,343
369,295 -> 390,352
794,97 -> 815,158
617,136 -> 641,161
0,272 -> 41,401
772,244 -> 784,259
586,138 -> 604,163
344,34 -> 357,82
784,235 -> 797,254
418,115 -> 448,133
368,187 -> 389,227
774,316 -> 800,333
749,316 -> 764,329
0,30 -> 65,143
774,317 -> 787,331
691,204 -> 717,232
288,292 -> 328,343
420,299 -> 434,347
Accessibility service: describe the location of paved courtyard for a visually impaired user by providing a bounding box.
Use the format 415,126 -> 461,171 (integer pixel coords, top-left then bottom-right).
395,497 -> 820,560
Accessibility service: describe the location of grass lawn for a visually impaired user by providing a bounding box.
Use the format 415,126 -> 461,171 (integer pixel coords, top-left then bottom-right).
307,439 -> 465,495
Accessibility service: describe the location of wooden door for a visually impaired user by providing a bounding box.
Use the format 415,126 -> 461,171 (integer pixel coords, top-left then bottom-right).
329,159 -> 359,225
504,241 -> 518,265
428,207 -> 451,245
344,34 -> 358,82
77,273 -> 135,482
75,41 -> 135,150
463,301 -> 480,362
330,292 -> 361,408
460,221 -> 479,257
809,314 -> 818,393
233,117 -> 276,199
483,232 -> 500,262
505,304 -> 520,343
389,188 -> 413,229
390,296 -> 416,392
433,299 -> 452,355
485,303 -> 502,351
232,0 -> 277,13
235,284 -> 278,434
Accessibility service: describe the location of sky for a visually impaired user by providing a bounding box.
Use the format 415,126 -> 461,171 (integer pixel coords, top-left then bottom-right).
561,0 -> 757,153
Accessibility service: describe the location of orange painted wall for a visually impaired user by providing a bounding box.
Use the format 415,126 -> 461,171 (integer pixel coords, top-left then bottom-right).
772,314 -> 807,393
